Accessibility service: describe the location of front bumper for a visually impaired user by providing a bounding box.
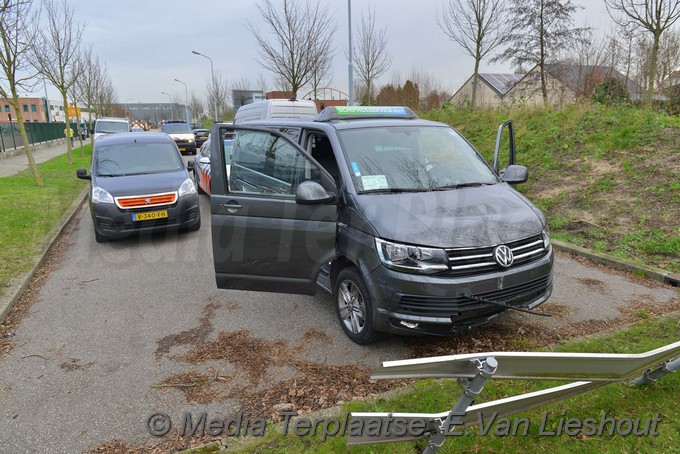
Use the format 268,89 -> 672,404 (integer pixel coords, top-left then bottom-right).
366,247 -> 554,336
90,194 -> 200,239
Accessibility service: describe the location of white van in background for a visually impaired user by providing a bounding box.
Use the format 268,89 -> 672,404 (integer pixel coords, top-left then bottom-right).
234,99 -> 318,124
94,117 -> 130,141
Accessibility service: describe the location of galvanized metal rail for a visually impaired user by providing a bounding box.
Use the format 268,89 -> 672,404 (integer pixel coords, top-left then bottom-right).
347,340 -> 680,450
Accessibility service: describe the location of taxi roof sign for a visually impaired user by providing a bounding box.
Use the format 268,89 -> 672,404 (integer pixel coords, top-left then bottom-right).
315,105 -> 419,122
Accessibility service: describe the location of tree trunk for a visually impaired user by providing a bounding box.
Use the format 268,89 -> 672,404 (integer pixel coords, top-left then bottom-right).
62,90 -> 72,164
8,88 -> 43,186
471,57 -> 481,109
646,33 -> 661,108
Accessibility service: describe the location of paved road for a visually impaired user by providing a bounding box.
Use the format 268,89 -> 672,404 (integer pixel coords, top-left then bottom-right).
0,185 -> 677,452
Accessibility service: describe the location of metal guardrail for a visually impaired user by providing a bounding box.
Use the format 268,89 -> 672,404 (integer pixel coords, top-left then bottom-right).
347,340 -> 680,451
0,122 -> 66,153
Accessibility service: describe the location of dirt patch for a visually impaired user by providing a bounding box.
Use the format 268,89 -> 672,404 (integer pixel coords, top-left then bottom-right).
154,328 -> 405,419
154,302 -> 220,358
302,327 -> 333,345
574,277 -> 608,293
60,358 -> 95,372
0,216 -> 80,360
152,370 -> 232,404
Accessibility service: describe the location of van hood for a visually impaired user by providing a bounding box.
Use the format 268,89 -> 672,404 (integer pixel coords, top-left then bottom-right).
355,183 -> 545,248
93,171 -> 188,197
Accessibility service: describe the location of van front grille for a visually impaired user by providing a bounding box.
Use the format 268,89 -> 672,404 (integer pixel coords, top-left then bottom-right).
443,234 -> 548,277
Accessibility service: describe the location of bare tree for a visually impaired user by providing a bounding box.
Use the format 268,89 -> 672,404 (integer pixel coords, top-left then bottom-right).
438,0 -> 509,108
353,6 -> 391,105
74,45 -> 105,147
494,0 -> 587,106
256,73 -> 269,95
656,28 -> 680,88
250,0 -> 335,99
30,0 -> 84,164
605,0 -> 680,106
0,0 -> 42,185
189,91 -> 204,120
206,70 -> 229,120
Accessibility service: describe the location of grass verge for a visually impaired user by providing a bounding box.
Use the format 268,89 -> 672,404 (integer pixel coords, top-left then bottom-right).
214,314 -> 680,453
0,145 -> 91,298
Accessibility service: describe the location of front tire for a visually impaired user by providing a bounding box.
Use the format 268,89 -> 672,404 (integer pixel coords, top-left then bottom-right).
334,267 -> 379,345
94,229 -> 108,243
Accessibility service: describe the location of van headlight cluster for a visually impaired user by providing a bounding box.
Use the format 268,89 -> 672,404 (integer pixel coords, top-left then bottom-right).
92,186 -> 114,204
542,228 -> 551,249
375,238 -> 449,274
178,178 -> 197,197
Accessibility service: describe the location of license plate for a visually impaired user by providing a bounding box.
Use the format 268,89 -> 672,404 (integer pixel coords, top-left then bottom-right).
133,210 -> 168,221
179,147 -> 186,151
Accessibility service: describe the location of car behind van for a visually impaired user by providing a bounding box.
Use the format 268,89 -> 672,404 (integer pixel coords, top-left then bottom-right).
234,99 -> 318,124
207,106 -> 553,344
93,117 -> 130,141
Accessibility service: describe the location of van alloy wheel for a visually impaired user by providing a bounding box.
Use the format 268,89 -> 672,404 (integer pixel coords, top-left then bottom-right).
334,268 -> 378,345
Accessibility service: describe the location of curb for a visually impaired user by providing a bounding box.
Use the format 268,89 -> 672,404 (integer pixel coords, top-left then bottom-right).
552,239 -> 679,287
0,186 -> 89,322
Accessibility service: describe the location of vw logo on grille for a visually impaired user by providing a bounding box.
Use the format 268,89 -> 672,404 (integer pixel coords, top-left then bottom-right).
145,198 -> 152,205
494,245 -> 514,268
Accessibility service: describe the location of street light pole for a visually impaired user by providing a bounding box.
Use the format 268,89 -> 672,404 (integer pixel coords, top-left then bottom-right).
160,91 -> 173,120
348,0 -> 354,106
192,50 -> 219,121
174,78 -> 190,123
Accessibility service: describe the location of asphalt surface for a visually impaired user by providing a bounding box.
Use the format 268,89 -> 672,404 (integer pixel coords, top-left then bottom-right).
0,154 -> 678,453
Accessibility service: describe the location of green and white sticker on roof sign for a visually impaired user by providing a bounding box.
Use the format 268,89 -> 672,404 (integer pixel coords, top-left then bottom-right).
335,106 -> 408,116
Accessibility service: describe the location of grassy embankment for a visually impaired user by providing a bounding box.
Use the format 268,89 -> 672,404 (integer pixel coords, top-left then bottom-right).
0,145 -> 91,298
424,103 -> 680,274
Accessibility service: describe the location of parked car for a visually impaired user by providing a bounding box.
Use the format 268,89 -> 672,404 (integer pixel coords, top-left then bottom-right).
206,106 -> 553,344
193,132 -> 234,195
76,132 -> 200,243
161,120 -> 196,155
192,128 -> 210,148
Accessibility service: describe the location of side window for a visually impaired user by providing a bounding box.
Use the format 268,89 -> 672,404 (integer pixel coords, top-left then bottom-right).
228,130 -> 321,197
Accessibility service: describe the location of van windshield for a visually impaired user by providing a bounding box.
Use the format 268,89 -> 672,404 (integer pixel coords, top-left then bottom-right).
336,126 -> 498,193
95,142 -> 184,176
95,121 -> 129,134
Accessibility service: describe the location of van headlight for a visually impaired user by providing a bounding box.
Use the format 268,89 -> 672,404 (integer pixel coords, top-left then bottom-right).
542,228 -> 551,249
375,238 -> 449,274
178,177 -> 197,196
92,186 -> 114,204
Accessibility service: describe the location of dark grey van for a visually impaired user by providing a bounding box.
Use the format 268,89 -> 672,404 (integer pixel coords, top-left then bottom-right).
208,106 -> 553,344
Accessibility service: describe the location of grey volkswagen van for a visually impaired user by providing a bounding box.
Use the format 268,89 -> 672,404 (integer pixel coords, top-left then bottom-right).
208,106 -> 553,344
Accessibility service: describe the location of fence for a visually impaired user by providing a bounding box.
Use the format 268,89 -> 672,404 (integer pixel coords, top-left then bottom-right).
0,122 -> 68,153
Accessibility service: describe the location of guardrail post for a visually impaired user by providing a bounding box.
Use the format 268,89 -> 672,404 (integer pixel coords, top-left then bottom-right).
423,357 -> 498,454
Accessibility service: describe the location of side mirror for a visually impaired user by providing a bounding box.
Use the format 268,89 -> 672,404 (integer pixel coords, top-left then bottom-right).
199,156 -> 210,164
186,160 -> 196,171
295,180 -> 335,205
500,165 -> 528,184
76,168 -> 91,180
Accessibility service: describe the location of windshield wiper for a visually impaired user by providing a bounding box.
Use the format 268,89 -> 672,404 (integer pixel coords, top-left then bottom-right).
432,182 -> 494,190
359,188 -> 426,194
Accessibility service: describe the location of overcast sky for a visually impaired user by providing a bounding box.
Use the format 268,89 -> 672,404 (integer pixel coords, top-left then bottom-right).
33,0 -> 613,105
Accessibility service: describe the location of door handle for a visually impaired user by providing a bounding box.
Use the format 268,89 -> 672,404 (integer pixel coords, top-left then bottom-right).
220,201 -> 242,213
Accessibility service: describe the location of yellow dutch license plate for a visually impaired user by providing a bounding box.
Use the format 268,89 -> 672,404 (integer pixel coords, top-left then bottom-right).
179,147 -> 186,151
133,210 -> 168,221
